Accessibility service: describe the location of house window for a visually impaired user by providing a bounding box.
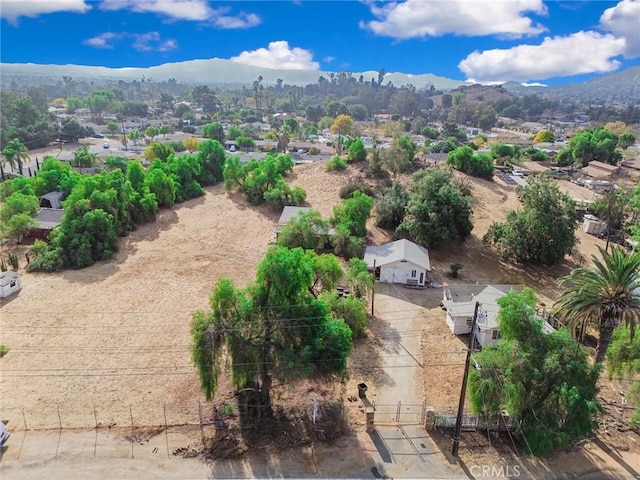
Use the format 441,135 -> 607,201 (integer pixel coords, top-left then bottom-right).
492,330 -> 500,340
411,270 -> 416,278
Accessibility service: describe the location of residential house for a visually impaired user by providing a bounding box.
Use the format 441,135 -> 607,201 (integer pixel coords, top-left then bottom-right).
441,284 -> 555,347
28,208 -> 64,240
581,160 -> 620,181
364,239 -> 431,287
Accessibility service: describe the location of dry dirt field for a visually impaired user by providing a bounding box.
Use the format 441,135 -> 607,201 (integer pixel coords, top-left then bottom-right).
1,160 -> 639,478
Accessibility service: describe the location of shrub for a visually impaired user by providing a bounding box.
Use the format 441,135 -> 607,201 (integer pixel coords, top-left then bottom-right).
0,344 -> 8,357
339,182 -> 376,199
449,263 -> 463,278
326,156 -> 347,172
309,146 -> 321,155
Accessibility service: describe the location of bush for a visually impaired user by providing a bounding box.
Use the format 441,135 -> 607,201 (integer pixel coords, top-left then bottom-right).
309,146 -> 321,155
0,344 -> 8,357
449,263 -> 463,278
339,182 -> 376,199
182,125 -> 196,134
326,156 -> 347,172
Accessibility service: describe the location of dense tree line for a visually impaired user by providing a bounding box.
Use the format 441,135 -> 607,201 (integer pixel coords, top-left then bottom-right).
0,139 -> 227,271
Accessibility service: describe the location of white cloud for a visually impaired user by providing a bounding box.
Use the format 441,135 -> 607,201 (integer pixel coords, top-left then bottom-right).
361,0 -> 547,39
83,32 -> 120,49
600,0 -> 640,58
100,0 -> 213,21
1,0 -> 90,24
213,11 -> 261,29
100,0 -> 261,27
230,41 -> 320,70
83,30 -> 177,52
132,31 -> 177,52
458,31 -> 626,83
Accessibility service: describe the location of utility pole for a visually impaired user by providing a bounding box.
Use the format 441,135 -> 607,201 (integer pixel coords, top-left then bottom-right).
452,301 -> 480,457
121,117 -> 128,151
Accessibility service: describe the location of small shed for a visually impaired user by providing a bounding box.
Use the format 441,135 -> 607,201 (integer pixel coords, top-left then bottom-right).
39,191 -> 63,209
364,239 -> 430,286
0,271 -> 22,298
582,214 -> 607,235
28,208 -> 65,240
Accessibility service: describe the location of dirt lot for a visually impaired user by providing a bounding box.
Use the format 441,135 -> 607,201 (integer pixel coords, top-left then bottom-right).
1,160 -> 639,478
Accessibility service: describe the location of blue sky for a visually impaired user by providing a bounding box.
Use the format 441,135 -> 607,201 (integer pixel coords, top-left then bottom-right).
1,0 -> 638,85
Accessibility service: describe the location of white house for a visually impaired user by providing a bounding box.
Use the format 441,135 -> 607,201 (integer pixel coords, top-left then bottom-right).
441,284 -> 555,347
0,271 -> 22,298
364,239 -> 430,287
442,285 -> 520,347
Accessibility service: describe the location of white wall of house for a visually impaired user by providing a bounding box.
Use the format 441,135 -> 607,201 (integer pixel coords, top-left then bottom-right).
475,328 -> 500,348
0,272 -> 22,298
445,313 -> 474,335
379,260 -> 427,286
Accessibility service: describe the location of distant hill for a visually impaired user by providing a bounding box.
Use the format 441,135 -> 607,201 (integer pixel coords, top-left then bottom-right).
0,57 -> 469,91
501,66 -> 640,103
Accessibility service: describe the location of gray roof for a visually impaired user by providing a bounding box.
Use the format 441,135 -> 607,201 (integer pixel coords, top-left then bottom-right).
277,206 -> 312,227
39,191 -> 63,209
364,239 -> 431,270
443,285 -> 523,331
34,208 -> 64,230
0,271 -> 20,287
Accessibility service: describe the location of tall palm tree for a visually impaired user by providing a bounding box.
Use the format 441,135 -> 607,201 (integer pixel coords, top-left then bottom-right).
554,246 -> 640,363
2,139 -> 30,177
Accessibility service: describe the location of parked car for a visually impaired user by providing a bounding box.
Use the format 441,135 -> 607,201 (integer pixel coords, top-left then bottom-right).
93,133 -> 105,139
0,421 -> 9,447
103,143 -> 110,149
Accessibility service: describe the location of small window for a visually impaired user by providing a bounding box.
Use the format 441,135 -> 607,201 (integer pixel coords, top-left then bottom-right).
10,281 -> 16,287
411,270 -> 416,278
492,330 -> 500,340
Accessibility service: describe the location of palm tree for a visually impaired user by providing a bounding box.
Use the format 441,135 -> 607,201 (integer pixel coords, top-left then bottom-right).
554,246 -> 640,363
1,139 -> 30,177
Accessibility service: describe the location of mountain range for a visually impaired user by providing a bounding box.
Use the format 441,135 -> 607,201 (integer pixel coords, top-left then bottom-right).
0,57 -> 467,90
1,57 -> 638,103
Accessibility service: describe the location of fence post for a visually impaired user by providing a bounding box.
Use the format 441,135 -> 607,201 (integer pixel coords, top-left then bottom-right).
130,405 -> 134,459
198,402 -> 205,446
396,401 -> 401,423
93,406 -> 98,458
163,402 -> 169,458
55,406 -> 62,459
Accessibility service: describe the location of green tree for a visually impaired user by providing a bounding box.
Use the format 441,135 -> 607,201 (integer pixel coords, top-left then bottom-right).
236,136 -> 256,152
332,190 -> 373,238
346,257 -> 374,299
469,289 -> 601,457
484,176 -> 578,265
227,126 -> 243,141
6,213 -> 37,243
277,209 -> 330,251
348,139 -> 367,163
2,139 -> 29,177
144,142 -> 174,163
554,246 -> 640,363
397,168 -> 473,249
106,120 -> 119,136
145,125 -> 159,141
202,122 -> 225,143
159,124 -> 170,139
374,181 -> 408,230
196,139 -> 226,186
0,192 -> 39,234
190,246 -> 353,413
127,129 -> 141,146
447,146 -> 494,180
72,145 -> 96,167
557,127 -> 622,167
60,117 -> 91,143
144,164 -> 176,208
